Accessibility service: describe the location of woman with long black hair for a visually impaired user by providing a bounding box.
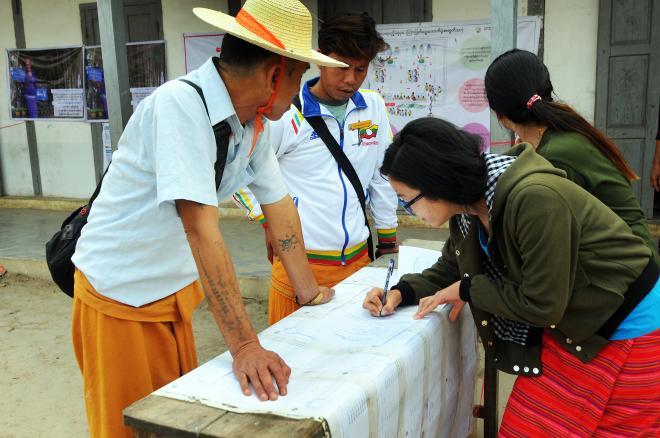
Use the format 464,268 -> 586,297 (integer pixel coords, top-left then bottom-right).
363,118 -> 660,436
485,49 -> 656,258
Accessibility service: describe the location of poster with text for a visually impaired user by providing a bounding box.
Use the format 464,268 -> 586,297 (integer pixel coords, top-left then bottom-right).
7,47 -> 84,120
102,122 -> 112,171
366,16 -> 541,151
127,41 -> 167,112
84,41 -> 167,120
183,33 -> 224,73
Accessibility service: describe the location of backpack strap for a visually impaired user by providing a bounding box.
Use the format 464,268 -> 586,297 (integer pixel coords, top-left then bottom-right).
179,79 -> 232,190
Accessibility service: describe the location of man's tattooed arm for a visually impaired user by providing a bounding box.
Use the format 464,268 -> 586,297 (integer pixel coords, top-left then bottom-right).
262,196 -> 323,303
176,200 -> 257,354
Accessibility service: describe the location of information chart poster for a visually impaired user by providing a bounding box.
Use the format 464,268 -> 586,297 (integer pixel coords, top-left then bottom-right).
7,47 -> 84,120
183,33 -> 225,73
366,17 -> 541,151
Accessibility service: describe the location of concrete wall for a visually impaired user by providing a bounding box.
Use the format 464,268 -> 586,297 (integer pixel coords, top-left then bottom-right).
0,0 -> 232,198
162,0 -> 228,80
432,0 -> 527,21
544,0 -> 599,122
20,0 -> 97,198
0,0 -> 31,196
0,0 -> 600,198
1,0 -> 97,198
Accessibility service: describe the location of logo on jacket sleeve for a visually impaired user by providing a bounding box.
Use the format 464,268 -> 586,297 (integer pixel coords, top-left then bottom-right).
290,111 -> 303,135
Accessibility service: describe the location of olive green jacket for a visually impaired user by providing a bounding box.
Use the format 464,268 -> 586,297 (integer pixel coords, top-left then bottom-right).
537,130 -> 656,259
397,144 -> 652,376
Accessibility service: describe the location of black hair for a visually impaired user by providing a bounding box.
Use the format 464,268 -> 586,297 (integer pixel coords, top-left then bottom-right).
485,49 -> 638,181
318,12 -> 389,61
218,33 -> 281,72
381,118 -> 487,205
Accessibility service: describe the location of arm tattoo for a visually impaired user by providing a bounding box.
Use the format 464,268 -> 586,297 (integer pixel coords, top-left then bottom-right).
195,247 -> 249,342
278,234 -> 298,253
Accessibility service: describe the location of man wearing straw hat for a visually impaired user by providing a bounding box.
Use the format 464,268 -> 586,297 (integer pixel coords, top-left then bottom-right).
70,1 -> 346,437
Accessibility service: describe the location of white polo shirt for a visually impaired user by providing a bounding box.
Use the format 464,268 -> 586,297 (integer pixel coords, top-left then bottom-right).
72,57 -> 288,307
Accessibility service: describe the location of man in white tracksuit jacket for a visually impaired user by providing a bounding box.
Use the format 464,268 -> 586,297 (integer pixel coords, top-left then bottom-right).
235,12 -> 399,323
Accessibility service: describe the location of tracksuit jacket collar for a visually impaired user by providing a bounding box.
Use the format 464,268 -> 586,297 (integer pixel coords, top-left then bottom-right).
300,77 -> 367,118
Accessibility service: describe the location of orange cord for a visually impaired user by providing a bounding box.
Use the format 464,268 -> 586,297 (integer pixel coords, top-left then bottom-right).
235,9 -> 288,156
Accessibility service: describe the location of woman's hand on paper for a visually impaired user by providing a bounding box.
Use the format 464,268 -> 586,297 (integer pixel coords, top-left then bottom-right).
414,281 -> 465,321
363,287 -> 402,317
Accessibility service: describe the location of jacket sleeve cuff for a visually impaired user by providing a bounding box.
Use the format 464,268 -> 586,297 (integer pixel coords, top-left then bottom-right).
377,228 -> 397,247
459,276 -> 472,302
391,280 -> 416,306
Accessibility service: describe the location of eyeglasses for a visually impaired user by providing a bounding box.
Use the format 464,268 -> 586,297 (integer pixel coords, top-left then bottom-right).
398,193 -> 424,215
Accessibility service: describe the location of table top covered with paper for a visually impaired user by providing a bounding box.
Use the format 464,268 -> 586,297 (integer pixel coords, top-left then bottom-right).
124,247 -> 478,438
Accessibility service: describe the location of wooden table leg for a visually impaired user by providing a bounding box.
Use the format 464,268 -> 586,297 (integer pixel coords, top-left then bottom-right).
473,348 -> 499,437
482,348 -> 499,437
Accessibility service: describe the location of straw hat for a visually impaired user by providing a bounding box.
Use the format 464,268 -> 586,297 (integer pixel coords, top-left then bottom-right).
193,0 -> 347,68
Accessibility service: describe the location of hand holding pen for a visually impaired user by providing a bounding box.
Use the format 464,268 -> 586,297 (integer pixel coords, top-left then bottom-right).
380,258 -> 395,316
362,258 -> 403,317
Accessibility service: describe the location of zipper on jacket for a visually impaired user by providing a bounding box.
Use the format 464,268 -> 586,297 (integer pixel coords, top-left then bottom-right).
335,117 -> 349,265
334,106 -> 360,265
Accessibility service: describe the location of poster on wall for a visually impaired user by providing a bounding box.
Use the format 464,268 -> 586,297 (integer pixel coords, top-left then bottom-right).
183,33 -> 224,73
84,46 -> 107,120
102,122 -> 112,172
127,40 -> 167,112
365,16 -> 541,151
84,41 -> 167,120
7,47 -> 84,120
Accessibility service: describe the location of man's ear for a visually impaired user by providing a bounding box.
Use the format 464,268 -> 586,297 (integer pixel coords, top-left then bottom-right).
263,61 -> 281,94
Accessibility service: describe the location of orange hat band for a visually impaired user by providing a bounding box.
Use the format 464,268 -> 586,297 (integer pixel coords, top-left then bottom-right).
236,9 -> 285,49
234,8 -> 287,156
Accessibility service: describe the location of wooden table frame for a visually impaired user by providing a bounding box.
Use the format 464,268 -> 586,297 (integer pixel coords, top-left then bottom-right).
125,395 -> 329,437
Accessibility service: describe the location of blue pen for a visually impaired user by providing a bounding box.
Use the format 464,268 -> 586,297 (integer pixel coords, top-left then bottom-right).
380,258 -> 395,315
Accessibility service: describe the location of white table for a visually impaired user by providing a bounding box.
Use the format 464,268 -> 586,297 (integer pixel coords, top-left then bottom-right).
140,265 -> 478,437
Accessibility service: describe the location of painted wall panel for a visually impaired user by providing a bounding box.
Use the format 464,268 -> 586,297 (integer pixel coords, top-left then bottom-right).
37,122 -> 95,197
544,0 -> 599,122
6,0 -> 95,197
162,0 -> 228,81
0,0 -> 32,195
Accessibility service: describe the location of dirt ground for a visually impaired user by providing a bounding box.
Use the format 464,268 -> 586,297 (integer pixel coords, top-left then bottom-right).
0,273 -> 268,438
